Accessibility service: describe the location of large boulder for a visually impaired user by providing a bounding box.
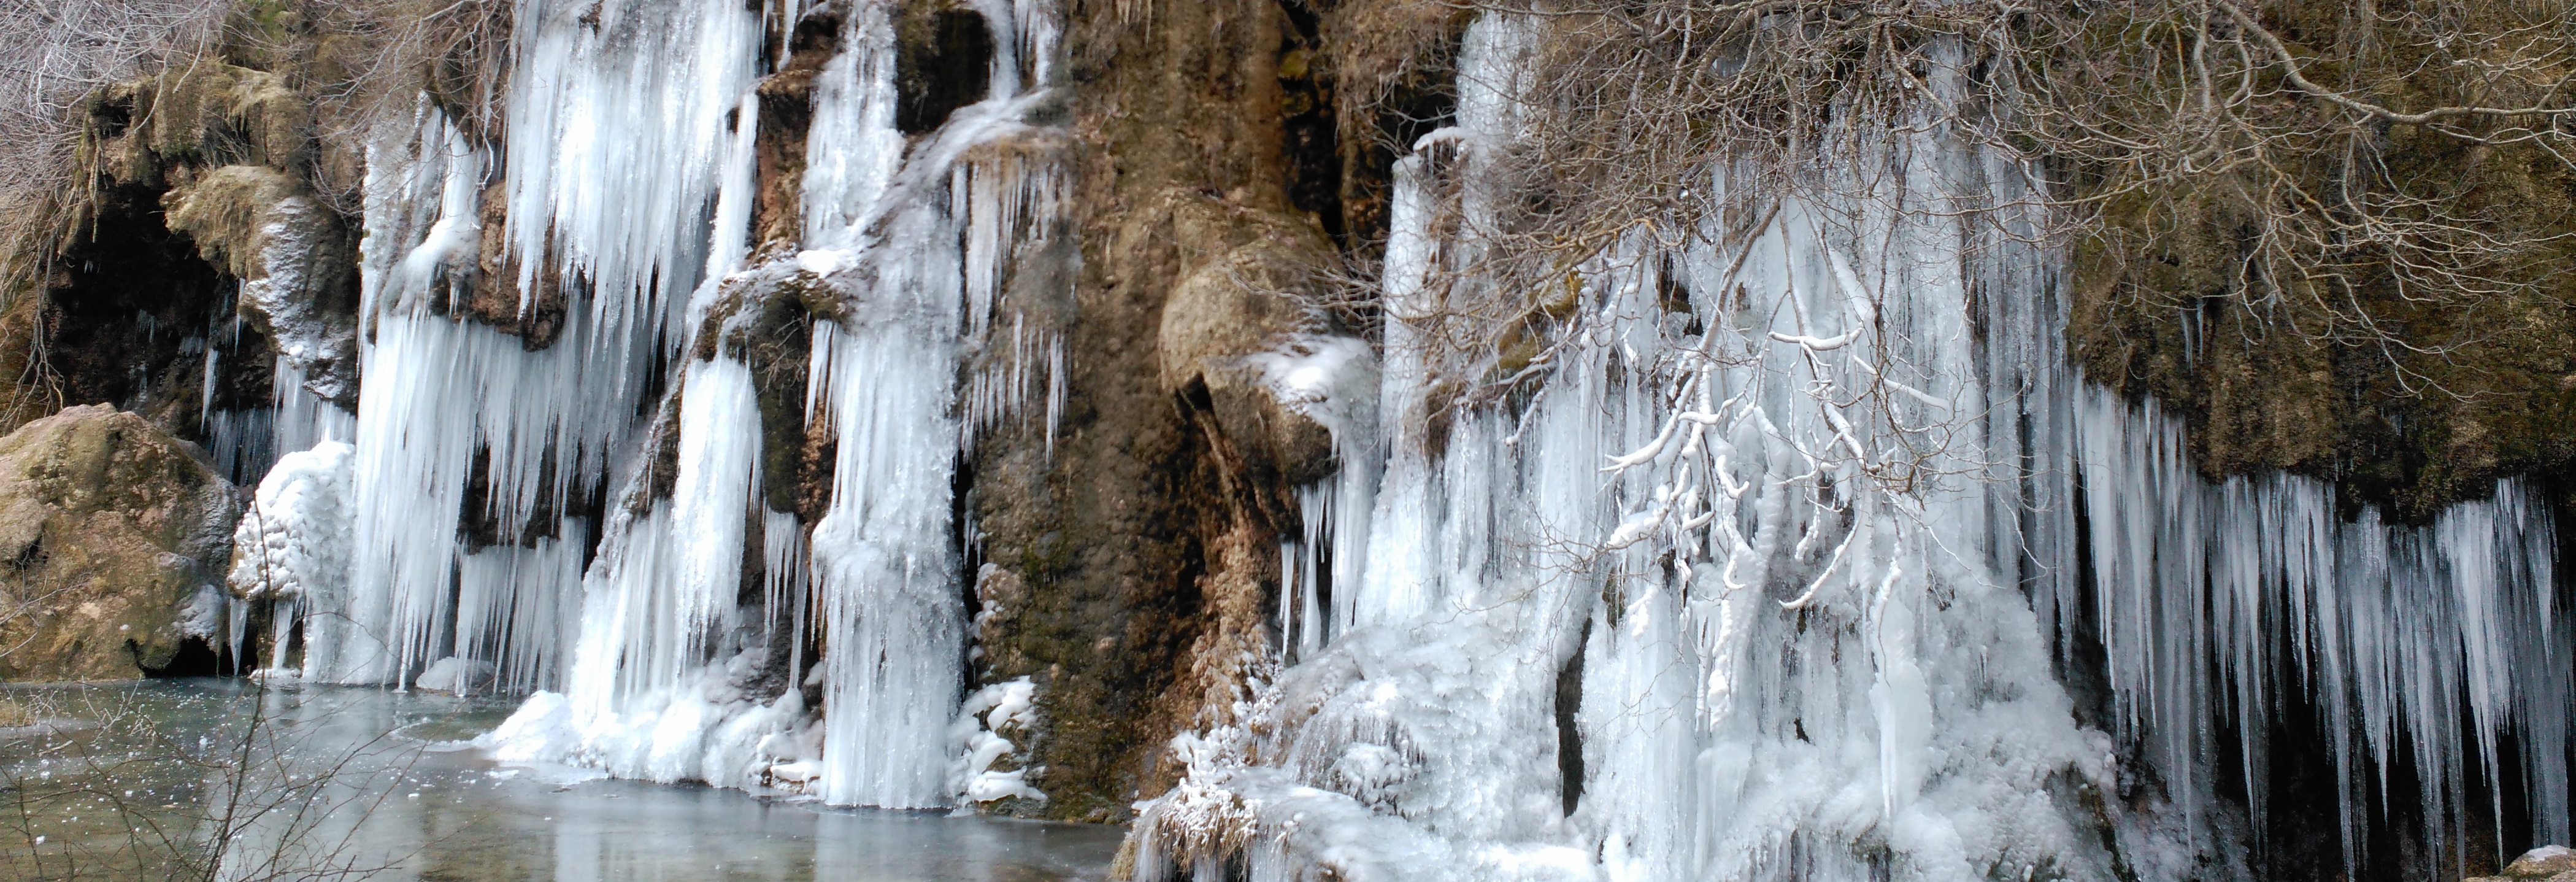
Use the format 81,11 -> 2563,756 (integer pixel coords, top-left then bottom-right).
2470,845 -> 2576,882
0,404 -> 240,681
1153,193 -> 1353,490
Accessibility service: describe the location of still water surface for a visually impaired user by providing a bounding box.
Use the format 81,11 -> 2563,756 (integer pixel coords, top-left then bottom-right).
1,679 -> 1120,881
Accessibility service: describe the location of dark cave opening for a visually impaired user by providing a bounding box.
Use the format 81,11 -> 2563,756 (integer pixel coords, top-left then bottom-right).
42,179 -> 275,438
138,635 -> 239,679
896,8 -> 996,136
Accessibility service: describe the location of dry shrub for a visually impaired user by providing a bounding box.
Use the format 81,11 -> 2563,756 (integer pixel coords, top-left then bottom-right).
1314,0 -> 2576,405
0,0 -> 229,258
0,0 -> 512,430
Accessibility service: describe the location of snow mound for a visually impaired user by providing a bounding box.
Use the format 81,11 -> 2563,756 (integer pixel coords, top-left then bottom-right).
226,441 -> 354,602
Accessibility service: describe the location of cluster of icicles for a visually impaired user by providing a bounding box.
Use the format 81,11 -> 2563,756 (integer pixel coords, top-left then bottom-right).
1134,15 -> 2572,882
225,0 -> 1066,810
198,0 -> 2568,877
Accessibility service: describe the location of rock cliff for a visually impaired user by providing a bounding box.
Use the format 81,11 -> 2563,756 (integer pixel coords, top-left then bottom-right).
0,2 -> 2567,880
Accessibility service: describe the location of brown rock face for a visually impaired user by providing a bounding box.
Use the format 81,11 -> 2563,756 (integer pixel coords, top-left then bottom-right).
959,0 -> 1366,821
10,62 -> 364,458
0,404 -> 241,682
455,182 -> 571,350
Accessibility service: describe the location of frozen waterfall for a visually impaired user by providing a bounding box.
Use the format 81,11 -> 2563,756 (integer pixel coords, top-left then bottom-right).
1132,12 -> 2570,882
204,0 -> 2569,872
248,0 -> 1071,809
1138,17 -> 2109,880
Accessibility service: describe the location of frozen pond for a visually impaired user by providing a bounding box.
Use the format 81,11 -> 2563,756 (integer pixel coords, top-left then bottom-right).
0,679 -> 1121,881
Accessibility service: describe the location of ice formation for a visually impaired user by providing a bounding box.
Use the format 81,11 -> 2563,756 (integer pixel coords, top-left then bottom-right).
952,676 -> 1047,805
797,0 -> 1069,803
239,0 -> 1081,808
228,440 -> 355,603
415,656 -> 499,694
1132,14 -> 2569,882
228,439 -> 359,679
2075,387 -> 2572,873
195,0 -> 2566,870
279,0 -> 795,705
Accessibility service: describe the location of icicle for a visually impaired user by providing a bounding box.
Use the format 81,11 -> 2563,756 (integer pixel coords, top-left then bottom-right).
270,356 -> 354,455
801,0 -> 902,249
809,317 -> 967,808
345,309 -> 651,684
451,528 -> 586,691
1134,23 -> 2117,882
502,0 -> 761,339
763,509 -> 809,640
225,593 -> 250,675
670,358 -> 763,659
263,598 -> 300,678
200,336 -> 218,429
2075,385 -> 2575,876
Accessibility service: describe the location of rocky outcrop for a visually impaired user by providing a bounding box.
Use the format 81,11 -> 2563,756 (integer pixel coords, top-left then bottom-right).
8,60 -> 364,462
1156,196 -> 1343,495
0,404 -> 240,682
960,0 -> 1372,821
2469,845 -> 2576,882
163,164 -> 361,403
77,63 -> 312,184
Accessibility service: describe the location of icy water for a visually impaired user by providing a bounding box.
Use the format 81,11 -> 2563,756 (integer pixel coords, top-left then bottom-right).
0,679 -> 1121,881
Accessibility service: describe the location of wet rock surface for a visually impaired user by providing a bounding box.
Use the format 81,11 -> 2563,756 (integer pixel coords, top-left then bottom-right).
956,0 -> 1361,821
162,164 -> 361,403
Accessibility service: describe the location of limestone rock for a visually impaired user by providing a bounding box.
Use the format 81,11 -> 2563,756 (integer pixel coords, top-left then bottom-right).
414,657 -> 498,695
2469,845 -> 2576,882
1154,195 -> 1345,488
0,405 -> 241,681
162,165 -> 361,403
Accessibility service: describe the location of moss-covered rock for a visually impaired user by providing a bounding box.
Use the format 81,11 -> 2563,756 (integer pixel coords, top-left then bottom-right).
0,404 -> 240,682
76,63 -> 310,200
163,164 -> 361,403
2070,0 -> 2576,521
